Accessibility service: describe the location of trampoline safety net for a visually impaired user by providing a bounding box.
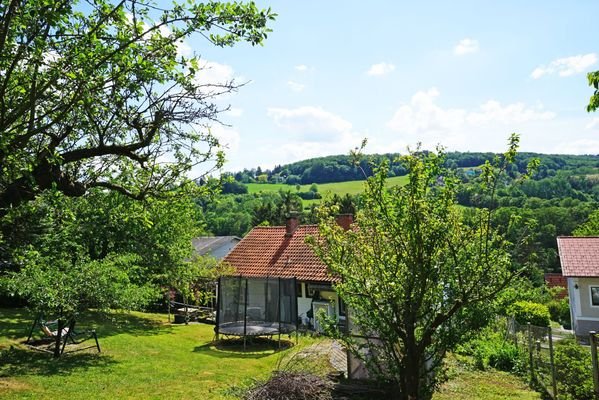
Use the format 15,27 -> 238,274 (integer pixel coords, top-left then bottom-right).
216,276 -> 298,338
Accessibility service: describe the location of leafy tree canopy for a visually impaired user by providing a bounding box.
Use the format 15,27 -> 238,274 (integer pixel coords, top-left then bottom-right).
0,0 -> 275,216
311,135 -> 533,400
588,71 -> 599,112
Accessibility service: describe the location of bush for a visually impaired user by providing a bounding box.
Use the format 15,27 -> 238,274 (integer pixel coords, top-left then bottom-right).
457,328 -> 523,372
547,298 -> 571,328
508,301 -> 550,327
488,343 -> 521,372
547,300 -> 561,322
554,339 -> 594,400
297,191 -> 322,200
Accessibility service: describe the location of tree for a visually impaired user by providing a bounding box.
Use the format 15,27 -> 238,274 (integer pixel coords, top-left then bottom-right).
311,136 -> 531,400
1,187 -> 205,356
0,0 -> 275,216
587,71 -> 599,112
574,209 -> 599,236
168,255 -> 233,308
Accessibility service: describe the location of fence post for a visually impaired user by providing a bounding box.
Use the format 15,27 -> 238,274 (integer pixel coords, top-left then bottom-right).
590,331 -> 599,399
548,328 -> 558,399
528,322 -> 534,385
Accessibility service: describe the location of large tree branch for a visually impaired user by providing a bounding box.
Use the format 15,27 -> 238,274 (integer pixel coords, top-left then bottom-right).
59,110 -> 163,163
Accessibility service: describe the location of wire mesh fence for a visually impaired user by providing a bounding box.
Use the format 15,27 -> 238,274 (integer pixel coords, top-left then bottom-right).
506,317 -> 599,400
507,318 -> 558,398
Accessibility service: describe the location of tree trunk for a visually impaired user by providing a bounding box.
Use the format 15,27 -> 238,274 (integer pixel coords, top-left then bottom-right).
401,339 -> 433,400
53,318 -> 64,358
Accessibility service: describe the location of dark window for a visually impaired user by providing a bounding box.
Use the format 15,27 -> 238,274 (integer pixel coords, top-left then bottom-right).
339,297 -> 346,317
592,287 -> 599,306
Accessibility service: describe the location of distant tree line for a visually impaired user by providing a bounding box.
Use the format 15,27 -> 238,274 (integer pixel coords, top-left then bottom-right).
204,152 -> 598,280
229,152 -> 598,185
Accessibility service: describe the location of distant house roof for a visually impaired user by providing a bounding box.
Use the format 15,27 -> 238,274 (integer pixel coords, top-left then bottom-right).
192,236 -> 240,259
544,273 -> 568,299
224,224 -> 337,283
557,236 -> 599,277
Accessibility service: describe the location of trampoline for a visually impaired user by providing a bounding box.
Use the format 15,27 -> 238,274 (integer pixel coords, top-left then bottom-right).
216,276 -> 298,349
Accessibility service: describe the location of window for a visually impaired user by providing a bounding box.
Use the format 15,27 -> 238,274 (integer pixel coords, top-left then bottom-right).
591,287 -> 599,306
296,282 -> 303,298
338,297 -> 346,317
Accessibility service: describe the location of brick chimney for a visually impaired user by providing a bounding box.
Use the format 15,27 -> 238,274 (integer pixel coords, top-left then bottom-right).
335,214 -> 354,230
285,214 -> 300,237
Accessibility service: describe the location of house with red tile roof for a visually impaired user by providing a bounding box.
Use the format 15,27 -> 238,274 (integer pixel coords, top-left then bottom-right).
224,215 -> 352,330
557,236 -> 599,335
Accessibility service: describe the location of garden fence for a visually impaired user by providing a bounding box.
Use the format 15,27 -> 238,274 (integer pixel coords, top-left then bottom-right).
507,317 -> 599,399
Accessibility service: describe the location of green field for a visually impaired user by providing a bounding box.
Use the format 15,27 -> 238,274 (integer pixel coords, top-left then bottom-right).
0,308 -> 539,400
247,175 -> 409,207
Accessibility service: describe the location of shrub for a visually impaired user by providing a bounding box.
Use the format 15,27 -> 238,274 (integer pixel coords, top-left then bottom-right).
547,298 -> 571,328
457,327 -> 523,372
547,300 -> 561,322
508,301 -> 550,327
488,343 -> 521,372
297,191 -> 322,200
554,339 -> 594,400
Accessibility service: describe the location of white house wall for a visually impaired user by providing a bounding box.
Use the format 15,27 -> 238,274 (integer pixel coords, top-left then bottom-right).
296,282 -> 340,326
569,277 -> 599,336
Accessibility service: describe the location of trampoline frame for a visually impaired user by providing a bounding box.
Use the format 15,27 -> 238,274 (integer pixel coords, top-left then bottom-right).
215,276 -> 299,349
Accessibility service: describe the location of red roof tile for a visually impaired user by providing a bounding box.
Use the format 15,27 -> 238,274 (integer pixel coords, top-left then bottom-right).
224,225 -> 337,283
557,237 -> 599,277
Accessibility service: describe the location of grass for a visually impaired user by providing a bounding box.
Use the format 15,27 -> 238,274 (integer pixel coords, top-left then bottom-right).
247,175 -> 410,208
433,355 -> 540,400
0,307 -> 319,400
0,308 -> 540,400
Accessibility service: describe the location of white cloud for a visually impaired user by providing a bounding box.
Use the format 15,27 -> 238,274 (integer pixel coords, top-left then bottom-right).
454,38 -> 479,55
267,106 -> 352,139
387,88 -> 554,135
385,88 -> 555,151
265,106 -> 363,161
531,53 -> 597,79
287,80 -> 305,92
585,118 -> 599,130
366,62 -> 396,76
466,100 -> 555,125
227,107 -> 244,117
553,139 -> 599,154
387,88 -> 465,134
210,125 -> 240,152
295,64 -> 309,71
194,61 -> 235,86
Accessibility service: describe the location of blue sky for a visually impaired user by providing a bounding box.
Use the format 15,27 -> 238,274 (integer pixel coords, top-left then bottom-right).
185,0 -> 599,173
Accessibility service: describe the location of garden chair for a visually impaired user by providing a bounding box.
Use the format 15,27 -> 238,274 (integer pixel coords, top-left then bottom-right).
27,314 -> 101,355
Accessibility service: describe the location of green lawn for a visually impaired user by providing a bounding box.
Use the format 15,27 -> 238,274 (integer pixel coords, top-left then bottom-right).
0,308 -> 313,400
247,176 -> 409,207
0,308 -> 540,400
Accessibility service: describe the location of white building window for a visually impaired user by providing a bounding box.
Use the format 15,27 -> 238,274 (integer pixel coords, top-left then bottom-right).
590,286 -> 599,307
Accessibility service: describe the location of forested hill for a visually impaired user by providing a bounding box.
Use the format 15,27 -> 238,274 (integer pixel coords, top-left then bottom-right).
230,152 -> 599,185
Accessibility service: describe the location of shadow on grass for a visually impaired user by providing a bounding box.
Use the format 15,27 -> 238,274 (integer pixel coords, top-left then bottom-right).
0,346 -> 117,378
89,310 -> 174,338
1,307 -> 174,346
0,308 -> 36,341
194,338 -> 295,359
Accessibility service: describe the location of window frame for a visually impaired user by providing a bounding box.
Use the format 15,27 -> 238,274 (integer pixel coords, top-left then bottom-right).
590,286 -> 599,307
